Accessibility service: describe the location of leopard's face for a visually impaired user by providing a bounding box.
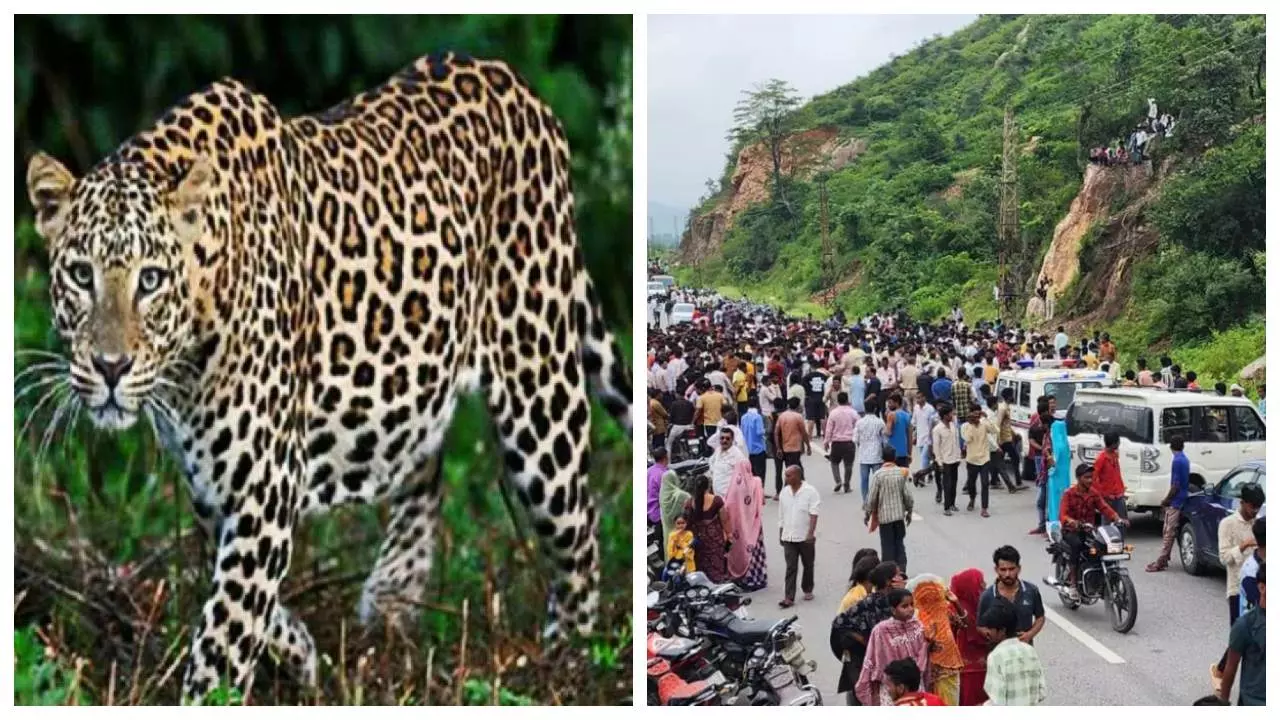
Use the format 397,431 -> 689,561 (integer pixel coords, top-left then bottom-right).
27,154 -> 213,431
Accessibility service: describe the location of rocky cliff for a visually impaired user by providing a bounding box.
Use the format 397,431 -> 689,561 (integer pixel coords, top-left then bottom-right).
679,126 -> 864,264
1025,157 -> 1170,328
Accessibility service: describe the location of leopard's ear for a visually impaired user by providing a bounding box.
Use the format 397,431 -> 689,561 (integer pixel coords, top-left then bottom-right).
27,152 -> 76,240
170,157 -> 215,242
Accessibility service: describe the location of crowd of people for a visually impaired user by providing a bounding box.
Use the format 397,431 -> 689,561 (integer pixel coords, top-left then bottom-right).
645,287 -> 1266,706
1087,97 -> 1176,166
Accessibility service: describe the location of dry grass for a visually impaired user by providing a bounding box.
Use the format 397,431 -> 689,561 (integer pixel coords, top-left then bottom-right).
14,444 -> 633,707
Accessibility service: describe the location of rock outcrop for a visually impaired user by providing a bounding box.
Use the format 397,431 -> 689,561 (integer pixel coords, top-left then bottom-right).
1027,158 -> 1169,328
679,126 -> 863,265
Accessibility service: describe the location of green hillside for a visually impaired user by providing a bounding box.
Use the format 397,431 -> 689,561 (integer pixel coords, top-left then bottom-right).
680,14 -> 1265,375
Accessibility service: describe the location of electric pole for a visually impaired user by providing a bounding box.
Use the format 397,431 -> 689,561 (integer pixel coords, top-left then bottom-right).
997,106 -> 1020,321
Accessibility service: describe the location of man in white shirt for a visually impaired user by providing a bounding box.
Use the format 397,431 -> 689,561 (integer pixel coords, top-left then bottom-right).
932,404 -> 963,514
665,350 -> 687,395
1053,327 -> 1069,357
648,359 -> 668,395
854,409 -> 887,501
778,465 -> 820,607
709,427 -> 748,496
911,393 -> 939,473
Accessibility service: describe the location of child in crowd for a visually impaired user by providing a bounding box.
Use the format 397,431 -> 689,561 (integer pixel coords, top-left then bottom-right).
665,514 -> 695,574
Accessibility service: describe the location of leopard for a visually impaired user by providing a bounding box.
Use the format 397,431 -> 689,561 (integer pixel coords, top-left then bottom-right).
24,51 -> 632,702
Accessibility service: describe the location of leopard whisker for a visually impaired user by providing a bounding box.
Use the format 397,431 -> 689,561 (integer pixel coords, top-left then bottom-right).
37,390 -> 77,470
17,380 -> 70,454
14,348 -> 69,362
16,372 -> 71,404
145,396 -> 184,437
14,361 -> 69,386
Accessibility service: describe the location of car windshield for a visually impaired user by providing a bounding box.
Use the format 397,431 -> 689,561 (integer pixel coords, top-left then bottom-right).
1044,381 -> 1103,410
1066,401 -> 1153,443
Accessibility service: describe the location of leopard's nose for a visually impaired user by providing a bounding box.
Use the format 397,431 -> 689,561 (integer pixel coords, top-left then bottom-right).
92,353 -> 134,389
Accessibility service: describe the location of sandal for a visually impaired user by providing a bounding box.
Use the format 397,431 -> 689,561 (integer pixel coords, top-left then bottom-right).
981,509 -> 990,518
1145,562 -> 1167,573
778,599 -> 794,608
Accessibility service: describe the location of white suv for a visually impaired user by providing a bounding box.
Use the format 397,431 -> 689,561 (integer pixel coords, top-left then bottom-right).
1065,388 -> 1266,513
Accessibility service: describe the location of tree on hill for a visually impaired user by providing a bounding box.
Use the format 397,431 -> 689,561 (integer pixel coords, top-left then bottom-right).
728,78 -> 803,216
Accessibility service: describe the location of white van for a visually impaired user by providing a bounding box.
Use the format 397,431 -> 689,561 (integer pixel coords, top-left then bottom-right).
994,362 -> 1112,445
651,274 -> 677,290
647,281 -> 667,297
1065,388 -> 1266,512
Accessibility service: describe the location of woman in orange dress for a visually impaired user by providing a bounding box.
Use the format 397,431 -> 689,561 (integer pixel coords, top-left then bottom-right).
909,574 -> 964,705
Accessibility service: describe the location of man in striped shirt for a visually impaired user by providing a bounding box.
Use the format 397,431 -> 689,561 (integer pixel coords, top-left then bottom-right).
865,443 -> 915,573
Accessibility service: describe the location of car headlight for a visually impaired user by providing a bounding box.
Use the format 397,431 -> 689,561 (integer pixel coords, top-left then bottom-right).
1107,540 -> 1123,553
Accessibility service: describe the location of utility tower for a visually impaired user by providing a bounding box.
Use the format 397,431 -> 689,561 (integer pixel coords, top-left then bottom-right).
997,106 -> 1021,321
819,177 -> 834,289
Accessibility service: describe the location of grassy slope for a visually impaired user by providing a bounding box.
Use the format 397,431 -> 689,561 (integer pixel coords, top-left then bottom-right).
686,14 -> 1265,383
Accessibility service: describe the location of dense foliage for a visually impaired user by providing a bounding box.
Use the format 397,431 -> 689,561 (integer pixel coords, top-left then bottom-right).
14,16 -> 632,705
686,14 -> 1265,355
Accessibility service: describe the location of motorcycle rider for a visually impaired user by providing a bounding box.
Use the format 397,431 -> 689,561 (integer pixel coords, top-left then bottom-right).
1059,463 -> 1130,601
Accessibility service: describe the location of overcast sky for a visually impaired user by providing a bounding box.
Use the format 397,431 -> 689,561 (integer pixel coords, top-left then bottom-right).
648,14 -> 977,211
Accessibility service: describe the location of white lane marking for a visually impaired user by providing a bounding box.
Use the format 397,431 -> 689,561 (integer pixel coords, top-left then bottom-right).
1043,606 -> 1126,664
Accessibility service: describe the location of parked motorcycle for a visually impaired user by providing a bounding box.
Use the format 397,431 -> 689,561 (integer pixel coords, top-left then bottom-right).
1043,522 -> 1138,633
668,425 -> 704,463
647,657 -> 722,706
647,569 -> 822,705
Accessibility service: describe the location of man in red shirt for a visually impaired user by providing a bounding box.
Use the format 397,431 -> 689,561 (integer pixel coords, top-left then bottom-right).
1060,464 -> 1129,600
1091,432 -> 1129,524
766,353 -> 785,385
884,658 -> 946,705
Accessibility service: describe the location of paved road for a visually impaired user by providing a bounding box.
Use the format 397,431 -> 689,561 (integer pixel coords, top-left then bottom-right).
748,451 -> 1229,706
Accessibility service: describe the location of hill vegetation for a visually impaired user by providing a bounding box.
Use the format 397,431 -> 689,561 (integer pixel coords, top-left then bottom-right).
678,14 -> 1265,381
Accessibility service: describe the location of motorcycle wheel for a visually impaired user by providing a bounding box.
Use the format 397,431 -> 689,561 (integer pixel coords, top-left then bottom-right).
1054,556 -> 1080,610
1105,570 -> 1138,633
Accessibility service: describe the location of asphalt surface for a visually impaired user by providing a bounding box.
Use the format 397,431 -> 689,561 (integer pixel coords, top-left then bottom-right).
747,450 -> 1231,706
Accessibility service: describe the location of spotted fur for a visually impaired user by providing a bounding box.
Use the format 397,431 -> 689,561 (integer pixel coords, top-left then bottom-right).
25,52 -> 631,702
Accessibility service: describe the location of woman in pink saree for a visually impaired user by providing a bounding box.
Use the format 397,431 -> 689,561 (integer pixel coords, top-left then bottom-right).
724,460 -> 768,591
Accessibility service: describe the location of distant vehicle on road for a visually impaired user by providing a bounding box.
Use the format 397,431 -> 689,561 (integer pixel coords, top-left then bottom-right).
648,281 -> 668,297
669,303 -> 695,325
1177,459 -> 1266,575
651,274 -> 677,290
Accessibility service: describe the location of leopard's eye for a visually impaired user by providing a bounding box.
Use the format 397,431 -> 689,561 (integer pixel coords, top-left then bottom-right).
69,261 -> 94,291
138,267 -> 167,295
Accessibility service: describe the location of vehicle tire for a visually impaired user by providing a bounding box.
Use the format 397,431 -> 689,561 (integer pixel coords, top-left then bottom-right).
1106,571 -> 1138,634
1053,555 -> 1080,610
1178,522 -> 1208,576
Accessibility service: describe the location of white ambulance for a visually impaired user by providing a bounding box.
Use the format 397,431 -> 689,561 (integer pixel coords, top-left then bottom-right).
994,360 -> 1113,446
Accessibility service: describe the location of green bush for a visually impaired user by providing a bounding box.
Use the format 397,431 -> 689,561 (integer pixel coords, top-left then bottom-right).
1130,244 -> 1263,344
1150,124 -> 1265,261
